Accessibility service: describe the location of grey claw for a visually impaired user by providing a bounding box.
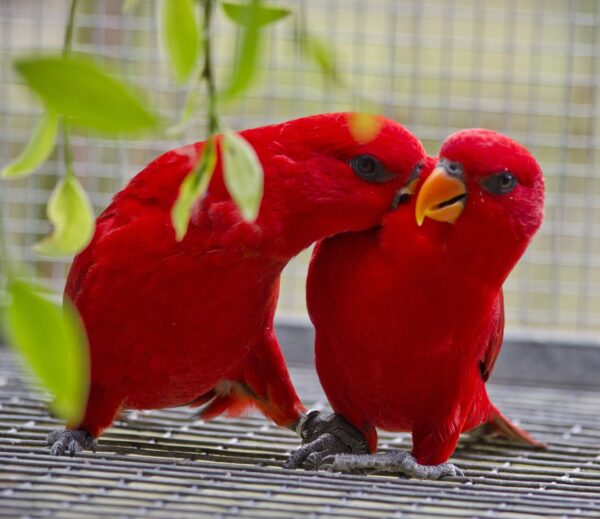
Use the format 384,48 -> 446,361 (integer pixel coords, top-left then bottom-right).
295,409 -> 321,439
47,430 -> 61,445
49,442 -> 64,457
68,440 -> 81,456
442,462 -> 464,478
318,454 -> 340,472
318,453 -> 370,475
314,450 -> 465,480
304,451 -> 323,469
284,433 -> 337,469
319,454 -> 335,466
47,429 -> 96,457
286,412 -> 372,470
320,453 -> 357,472
298,412 -> 369,453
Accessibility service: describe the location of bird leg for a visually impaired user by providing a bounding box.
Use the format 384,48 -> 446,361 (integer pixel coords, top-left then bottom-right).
47,429 -> 96,456
284,411 -> 370,469
319,449 -> 464,479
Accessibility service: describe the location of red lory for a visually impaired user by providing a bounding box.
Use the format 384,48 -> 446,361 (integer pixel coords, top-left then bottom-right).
47,113 -> 427,455
288,129 -> 545,478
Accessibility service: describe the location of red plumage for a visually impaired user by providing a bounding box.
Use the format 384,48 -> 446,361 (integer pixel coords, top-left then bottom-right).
62,113 -> 426,442
307,129 -> 545,467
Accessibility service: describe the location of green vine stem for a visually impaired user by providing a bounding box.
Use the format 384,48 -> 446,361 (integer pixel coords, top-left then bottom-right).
63,0 -> 78,54
62,0 -> 78,178
202,0 -> 220,135
0,0 -> 80,283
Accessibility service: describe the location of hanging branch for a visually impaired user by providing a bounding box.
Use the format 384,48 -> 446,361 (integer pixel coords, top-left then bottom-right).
202,0 -> 220,136
62,0 -> 77,179
33,0 -> 94,257
0,0 -> 91,424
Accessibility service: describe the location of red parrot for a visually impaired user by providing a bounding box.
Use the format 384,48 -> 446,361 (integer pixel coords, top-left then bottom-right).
47,113 -> 426,456
289,129 -> 545,478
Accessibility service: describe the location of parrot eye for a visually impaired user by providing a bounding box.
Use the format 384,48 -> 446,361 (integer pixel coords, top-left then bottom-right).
349,154 -> 396,183
410,161 -> 425,181
446,162 -> 461,175
480,171 -> 518,195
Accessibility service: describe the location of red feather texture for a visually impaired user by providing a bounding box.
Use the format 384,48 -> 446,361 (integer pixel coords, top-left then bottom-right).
308,130 -> 545,464
64,113 -> 425,438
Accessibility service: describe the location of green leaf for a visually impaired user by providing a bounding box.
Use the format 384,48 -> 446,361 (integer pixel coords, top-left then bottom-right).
4,279 -> 89,424
223,0 -> 264,99
1,110 -> 58,179
222,1 -> 290,27
166,87 -> 199,138
14,55 -> 159,135
171,139 -> 217,240
161,0 -> 201,84
222,130 -> 263,221
300,33 -> 341,85
34,174 -> 95,257
348,113 -> 382,145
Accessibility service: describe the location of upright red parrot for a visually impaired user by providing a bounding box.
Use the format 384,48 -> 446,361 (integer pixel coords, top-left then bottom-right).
288,129 -> 545,478
47,113 -> 426,456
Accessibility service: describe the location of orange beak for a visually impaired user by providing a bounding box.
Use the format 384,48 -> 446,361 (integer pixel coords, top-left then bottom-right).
415,166 -> 467,226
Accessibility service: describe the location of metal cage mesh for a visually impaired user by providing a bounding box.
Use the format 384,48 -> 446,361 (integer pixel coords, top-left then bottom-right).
1,349 -> 600,518
1,0 -> 600,332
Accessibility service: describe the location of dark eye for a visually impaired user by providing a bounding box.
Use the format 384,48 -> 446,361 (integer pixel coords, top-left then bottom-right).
349,154 -> 395,183
411,161 -> 425,180
480,171 -> 518,195
447,162 -> 461,175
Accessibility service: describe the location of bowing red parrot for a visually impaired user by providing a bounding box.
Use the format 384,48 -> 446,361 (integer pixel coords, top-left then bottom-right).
288,129 -> 545,478
47,112 -> 426,455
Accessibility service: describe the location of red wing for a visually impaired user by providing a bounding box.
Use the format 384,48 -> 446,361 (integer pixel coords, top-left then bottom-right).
64,207 -> 122,304
64,216 -> 108,303
64,145 -> 200,303
480,290 -> 505,382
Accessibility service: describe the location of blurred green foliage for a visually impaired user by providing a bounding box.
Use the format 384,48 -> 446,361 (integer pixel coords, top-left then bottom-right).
4,279 -> 89,424
14,55 -> 160,135
161,0 -> 201,84
0,0 -> 367,423
0,0 -> 327,423
33,174 -> 95,257
1,111 -> 58,179
222,129 -> 264,220
172,137 -> 217,240
1,0 -> 599,344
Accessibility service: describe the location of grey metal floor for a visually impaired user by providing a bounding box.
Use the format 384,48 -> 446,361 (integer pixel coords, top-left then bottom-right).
1,348 -> 599,519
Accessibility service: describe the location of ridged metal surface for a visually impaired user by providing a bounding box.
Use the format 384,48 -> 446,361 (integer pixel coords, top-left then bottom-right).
1,348 -> 599,518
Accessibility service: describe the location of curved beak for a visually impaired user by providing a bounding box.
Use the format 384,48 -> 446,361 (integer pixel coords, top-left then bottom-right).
415,165 -> 467,226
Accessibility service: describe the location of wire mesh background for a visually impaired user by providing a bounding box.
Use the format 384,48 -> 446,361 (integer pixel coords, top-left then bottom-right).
1,0 -> 600,333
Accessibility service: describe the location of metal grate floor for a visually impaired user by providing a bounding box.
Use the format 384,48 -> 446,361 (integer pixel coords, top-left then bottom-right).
1,348 -> 599,518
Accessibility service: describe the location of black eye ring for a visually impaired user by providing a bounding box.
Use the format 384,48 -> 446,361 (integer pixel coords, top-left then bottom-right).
349,154 -> 395,183
480,171 -> 518,195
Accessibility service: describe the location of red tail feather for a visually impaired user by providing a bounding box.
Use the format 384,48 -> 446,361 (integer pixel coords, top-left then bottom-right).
488,407 -> 546,448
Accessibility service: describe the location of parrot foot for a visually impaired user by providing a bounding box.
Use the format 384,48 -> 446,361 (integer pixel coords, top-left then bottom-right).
284,411 -> 369,469
319,450 -> 464,479
47,429 -> 96,456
